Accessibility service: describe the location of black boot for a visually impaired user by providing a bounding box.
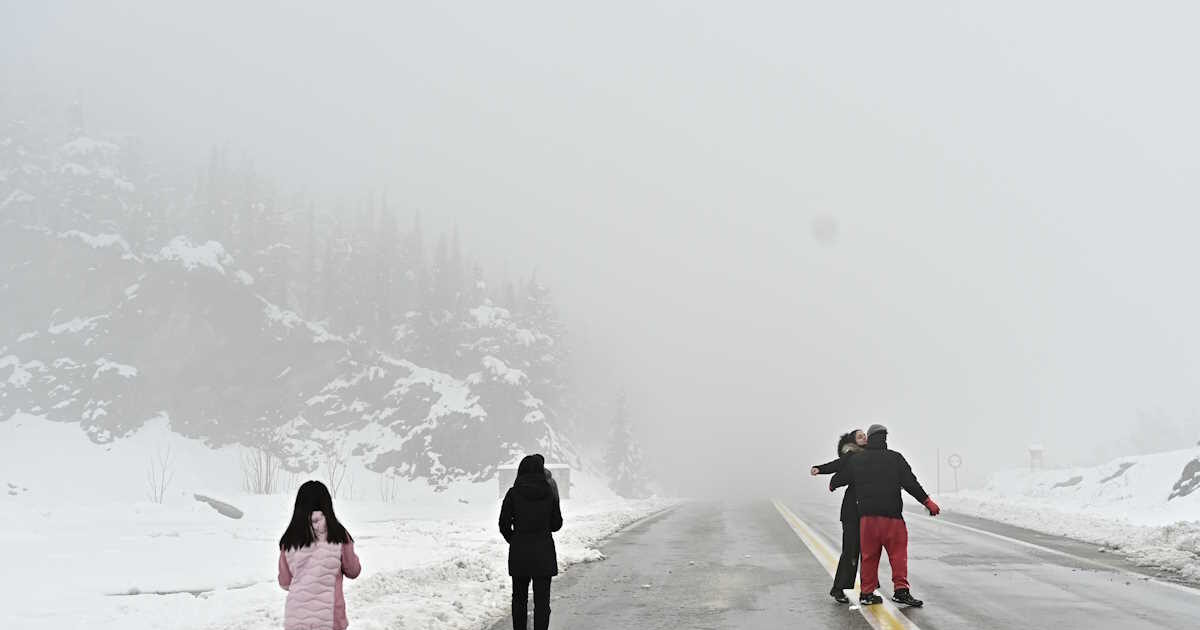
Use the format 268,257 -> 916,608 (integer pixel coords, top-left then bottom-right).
892,588 -> 924,607
860,591 -> 883,606
829,587 -> 849,604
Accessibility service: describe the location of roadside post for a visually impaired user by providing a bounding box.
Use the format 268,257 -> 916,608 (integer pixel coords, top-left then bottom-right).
947,453 -> 963,492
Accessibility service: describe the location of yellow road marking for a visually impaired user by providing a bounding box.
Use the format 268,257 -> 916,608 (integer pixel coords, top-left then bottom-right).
772,499 -> 922,630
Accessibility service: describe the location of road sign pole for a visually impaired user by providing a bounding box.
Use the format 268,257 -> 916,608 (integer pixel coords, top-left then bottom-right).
946,453 -> 963,494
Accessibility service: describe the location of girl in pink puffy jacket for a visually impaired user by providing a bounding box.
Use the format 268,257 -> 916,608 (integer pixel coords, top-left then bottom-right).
278,480 -> 362,630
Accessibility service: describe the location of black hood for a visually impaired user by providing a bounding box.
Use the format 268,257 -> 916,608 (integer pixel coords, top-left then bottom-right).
514,454 -> 550,500
866,431 -> 888,450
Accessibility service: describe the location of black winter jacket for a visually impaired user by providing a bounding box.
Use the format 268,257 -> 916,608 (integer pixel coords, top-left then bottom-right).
499,458 -> 564,577
831,432 -> 929,519
813,443 -> 862,523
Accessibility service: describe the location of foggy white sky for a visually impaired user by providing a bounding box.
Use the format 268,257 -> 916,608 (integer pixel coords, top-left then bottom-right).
5,1 -> 1200,493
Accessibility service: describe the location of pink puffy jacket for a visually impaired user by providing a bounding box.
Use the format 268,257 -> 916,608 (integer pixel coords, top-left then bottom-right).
278,511 -> 363,630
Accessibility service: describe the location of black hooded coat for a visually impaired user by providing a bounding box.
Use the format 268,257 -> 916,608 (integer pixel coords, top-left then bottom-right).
831,431 -> 929,519
499,455 -> 564,576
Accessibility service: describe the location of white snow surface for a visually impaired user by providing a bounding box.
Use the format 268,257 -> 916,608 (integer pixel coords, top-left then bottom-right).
381,355 -> 487,421
0,188 -> 35,210
154,237 -> 235,275
475,356 -> 527,386
941,446 -> 1200,581
94,358 -> 138,378
262,298 -> 342,344
49,313 -> 107,335
1,413 -> 673,629
60,161 -> 92,176
60,136 -> 121,158
60,230 -> 134,255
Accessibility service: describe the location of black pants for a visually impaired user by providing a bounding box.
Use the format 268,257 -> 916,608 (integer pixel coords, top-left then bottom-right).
512,576 -> 552,630
832,519 -> 860,592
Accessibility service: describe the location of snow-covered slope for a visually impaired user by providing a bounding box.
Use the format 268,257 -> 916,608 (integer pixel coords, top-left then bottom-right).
1,119 -> 579,487
941,447 -> 1200,581
0,221 -> 573,484
0,413 -> 672,630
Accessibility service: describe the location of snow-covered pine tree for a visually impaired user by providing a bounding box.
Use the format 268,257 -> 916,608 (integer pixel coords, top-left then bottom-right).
321,220 -> 353,329
605,393 -> 648,498
518,276 -> 570,433
251,195 -> 294,308
303,202 -> 320,313
372,195 -> 399,343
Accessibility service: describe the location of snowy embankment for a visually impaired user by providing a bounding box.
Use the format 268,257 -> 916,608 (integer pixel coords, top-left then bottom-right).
0,414 -> 674,630
940,446 -> 1200,581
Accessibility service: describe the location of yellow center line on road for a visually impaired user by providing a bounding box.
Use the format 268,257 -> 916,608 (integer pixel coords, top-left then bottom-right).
772,499 -> 922,630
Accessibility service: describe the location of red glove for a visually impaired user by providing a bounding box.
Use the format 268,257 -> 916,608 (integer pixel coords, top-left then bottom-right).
924,498 -> 940,516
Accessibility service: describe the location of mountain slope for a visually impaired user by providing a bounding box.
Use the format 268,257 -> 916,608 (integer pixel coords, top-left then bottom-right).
1,121 -> 577,485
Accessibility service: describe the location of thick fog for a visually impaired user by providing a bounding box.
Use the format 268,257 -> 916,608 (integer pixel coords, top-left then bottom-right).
5,1 -> 1200,496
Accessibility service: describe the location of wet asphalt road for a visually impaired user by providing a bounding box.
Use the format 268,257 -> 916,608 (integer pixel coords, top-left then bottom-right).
491,495 -> 1200,630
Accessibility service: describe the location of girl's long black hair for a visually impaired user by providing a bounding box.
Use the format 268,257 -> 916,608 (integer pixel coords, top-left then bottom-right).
279,480 -> 353,551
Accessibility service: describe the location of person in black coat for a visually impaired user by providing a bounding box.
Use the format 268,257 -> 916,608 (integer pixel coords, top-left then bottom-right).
499,454 -> 563,630
831,424 -> 940,607
810,429 -> 866,603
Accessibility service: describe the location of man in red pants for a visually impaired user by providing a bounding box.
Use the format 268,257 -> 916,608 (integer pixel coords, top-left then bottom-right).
832,424 -> 940,607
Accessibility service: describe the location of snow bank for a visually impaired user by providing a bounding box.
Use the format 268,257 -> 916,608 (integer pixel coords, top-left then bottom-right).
0,413 -> 243,504
1,413 -> 674,630
941,446 -> 1200,581
961,447 -> 1200,526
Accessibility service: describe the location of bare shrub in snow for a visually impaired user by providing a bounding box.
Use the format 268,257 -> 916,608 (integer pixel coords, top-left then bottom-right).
146,445 -> 174,504
324,446 -> 349,498
341,471 -> 357,500
241,447 -> 279,495
281,469 -> 301,494
378,472 -> 402,502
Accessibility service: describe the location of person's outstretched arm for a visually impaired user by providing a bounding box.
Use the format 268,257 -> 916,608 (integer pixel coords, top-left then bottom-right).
811,457 -> 843,476
897,453 -> 939,515
498,490 -> 515,542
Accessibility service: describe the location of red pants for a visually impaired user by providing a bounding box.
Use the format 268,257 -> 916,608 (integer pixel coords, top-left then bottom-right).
859,515 -> 909,594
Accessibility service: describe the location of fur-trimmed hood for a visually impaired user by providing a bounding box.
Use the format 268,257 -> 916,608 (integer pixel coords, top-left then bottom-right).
840,442 -> 863,457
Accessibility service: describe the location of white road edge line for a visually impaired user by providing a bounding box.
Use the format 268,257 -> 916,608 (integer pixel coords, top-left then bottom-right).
918,512 -> 1200,597
772,499 -> 922,630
